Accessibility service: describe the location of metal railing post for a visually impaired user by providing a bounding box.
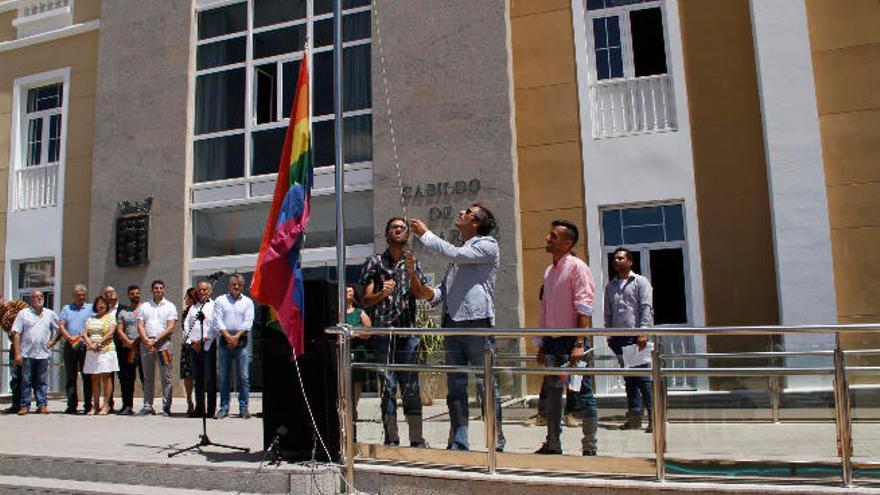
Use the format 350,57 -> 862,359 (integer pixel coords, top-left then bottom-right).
832,334 -> 854,487
769,375 -> 781,423
336,326 -> 356,491
484,346 -> 497,474
651,340 -> 666,482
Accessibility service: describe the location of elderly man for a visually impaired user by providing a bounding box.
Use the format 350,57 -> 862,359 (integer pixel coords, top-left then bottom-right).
12,291 -> 58,415
136,280 -> 178,417
58,284 -> 94,414
213,274 -> 254,419
534,220 -> 598,456
186,280 -> 218,418
409,203 -> 506,452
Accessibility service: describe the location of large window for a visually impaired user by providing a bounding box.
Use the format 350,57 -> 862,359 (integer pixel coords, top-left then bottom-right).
193,0 -> 373,184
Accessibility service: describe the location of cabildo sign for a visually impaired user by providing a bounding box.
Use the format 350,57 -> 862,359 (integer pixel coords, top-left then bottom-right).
401,179 -> 481,200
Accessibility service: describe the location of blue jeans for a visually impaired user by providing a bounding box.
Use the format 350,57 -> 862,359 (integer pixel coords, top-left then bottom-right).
444,316 -> 505,451
624,364 -> 652,415
8,347 -> 21,409
21,358 -> 49,409
219,342 -> 249,412
542,353 -> 598,452
372,335 -> 422,444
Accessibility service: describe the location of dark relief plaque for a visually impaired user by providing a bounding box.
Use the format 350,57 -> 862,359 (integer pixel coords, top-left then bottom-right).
116,215 -> 149,267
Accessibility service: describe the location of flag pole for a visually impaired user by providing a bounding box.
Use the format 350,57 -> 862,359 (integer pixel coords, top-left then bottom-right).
333,0 -> 346,325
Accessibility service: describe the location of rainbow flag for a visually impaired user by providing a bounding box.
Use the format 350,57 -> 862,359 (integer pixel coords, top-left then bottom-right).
159,349 -> 172,367
251,57 -> 313,358
68,336 -> 82,349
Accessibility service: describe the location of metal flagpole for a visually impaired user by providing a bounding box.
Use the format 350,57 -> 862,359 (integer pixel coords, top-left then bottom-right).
333,0 -> 345,325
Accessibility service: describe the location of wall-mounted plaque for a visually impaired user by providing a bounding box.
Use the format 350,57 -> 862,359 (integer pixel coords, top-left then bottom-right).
115,197 -> 152,267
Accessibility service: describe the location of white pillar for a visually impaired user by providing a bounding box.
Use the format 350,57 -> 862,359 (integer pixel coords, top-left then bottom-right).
749,0 -> 836,389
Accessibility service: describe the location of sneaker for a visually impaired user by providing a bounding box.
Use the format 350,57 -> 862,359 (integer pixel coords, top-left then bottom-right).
17,407 -> 29,416
37,407 -> 49,414
214,409 -> 229,420
161,409 -> 171,417
240,409 -> 251,419
563,413 -> 583,428
523,414 -> 547,427
135,406 -> 155,417
533,444 -> 562,455
583,449 -> 597,456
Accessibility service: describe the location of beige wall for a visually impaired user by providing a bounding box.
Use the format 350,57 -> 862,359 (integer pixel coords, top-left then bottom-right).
0,10 -> 15,43
0,30 -> 99,299
510,0 -> 587,393
806,0 -> 880,376
678,0 -> 779,388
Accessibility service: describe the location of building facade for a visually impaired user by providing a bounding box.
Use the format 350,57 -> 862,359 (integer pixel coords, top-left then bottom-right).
0,0 -> 877,398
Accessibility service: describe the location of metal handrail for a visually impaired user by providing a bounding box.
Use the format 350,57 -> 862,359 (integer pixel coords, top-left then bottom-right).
329,323 -> 880,489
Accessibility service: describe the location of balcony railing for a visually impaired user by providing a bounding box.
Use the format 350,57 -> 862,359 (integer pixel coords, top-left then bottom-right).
17,163 -> 59,209
13,0 -> 74,38
328,323 -> 880,489
591,74 -> 677,138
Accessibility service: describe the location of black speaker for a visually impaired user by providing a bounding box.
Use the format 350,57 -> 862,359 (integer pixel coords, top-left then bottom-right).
261,279 -> 340,462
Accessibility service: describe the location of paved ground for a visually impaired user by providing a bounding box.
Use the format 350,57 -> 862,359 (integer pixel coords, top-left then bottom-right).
2,395 -> 879,466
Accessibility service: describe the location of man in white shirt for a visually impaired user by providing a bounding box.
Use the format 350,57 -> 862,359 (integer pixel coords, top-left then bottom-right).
11,290 -> 58,415
186,280 -> 217,418
136,280 -> 178,416
213,274 -> 254,419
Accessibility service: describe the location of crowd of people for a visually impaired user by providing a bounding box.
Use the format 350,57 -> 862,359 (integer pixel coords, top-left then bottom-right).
3,275 -> 255,420
3,202 -> 653,458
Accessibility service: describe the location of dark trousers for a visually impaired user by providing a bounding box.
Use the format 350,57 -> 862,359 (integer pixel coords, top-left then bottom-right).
189,344 -> 217,417
542,352 -> 598,452
443,316 -> 505,451
7,347 -> 21,410
116,345 -> 143,410
63,341 -> 91,412
537,379 -> 590,417
624,364 -> 652,415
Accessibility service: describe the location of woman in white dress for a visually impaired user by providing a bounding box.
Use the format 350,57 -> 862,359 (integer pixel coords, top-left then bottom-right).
83,295 -> 119,415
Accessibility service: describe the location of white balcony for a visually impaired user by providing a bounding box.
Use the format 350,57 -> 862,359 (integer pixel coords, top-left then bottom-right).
16,163 -> 59,210
590,74 -> 677,138
13,0 -> 74,39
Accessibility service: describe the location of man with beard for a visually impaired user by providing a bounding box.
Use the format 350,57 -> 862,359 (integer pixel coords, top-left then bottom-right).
359,217 -> 432,447
115,285 -> 143,415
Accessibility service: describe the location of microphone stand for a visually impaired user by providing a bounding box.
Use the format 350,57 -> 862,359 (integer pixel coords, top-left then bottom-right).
169,276 -> 249,457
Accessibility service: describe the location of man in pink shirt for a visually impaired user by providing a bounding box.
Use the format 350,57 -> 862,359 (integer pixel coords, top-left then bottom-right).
534,220 -> 598,456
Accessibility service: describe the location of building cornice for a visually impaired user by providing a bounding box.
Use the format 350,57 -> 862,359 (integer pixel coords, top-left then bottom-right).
0,18 -> 98,52
0,0 -> 18,14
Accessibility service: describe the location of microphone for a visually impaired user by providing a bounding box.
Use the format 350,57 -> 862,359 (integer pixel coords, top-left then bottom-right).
206,271 -> 226,281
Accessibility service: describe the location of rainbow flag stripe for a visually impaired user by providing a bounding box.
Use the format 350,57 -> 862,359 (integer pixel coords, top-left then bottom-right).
160,349 -> 171,366
251,57 -> 313,359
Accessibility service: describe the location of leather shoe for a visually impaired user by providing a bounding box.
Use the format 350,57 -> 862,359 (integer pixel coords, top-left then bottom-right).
3,406 -> 19,414
37,407 -> 49,414
17,407 -> 28,415
63,407 -> 77,415
583,449 -> 597,456
534,444 -> 562,455
240,409 -> 251,419
523,414 -> 547,427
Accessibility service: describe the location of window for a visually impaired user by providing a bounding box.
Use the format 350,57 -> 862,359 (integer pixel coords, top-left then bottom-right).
586,1 -> 667,81
16,259 -> 55,309
24,83 -> 64,167
602,203 -> 691,388
193,0 -> 373,183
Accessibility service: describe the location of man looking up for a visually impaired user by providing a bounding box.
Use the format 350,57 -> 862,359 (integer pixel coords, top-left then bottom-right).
12,290 -> 58,415
533,220 -> 598,456
136,280 -> 178,416
359,217 -> 431,447
409,203 -> 506,452
213,274 -> 254,419
187,280 -> 217,418
58,284 -> 93,414
605,247 -> 654,430
115,285 -> 143,415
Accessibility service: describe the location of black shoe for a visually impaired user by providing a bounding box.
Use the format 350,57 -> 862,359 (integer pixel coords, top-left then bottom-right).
410,441 -> 429,449
240,409 -> 251,419
383,440 -> 400,447
161,408 -> 172,417
534,444 -> 562,455
3,406 -> 19,414
117,407 -> 134,416
583,449 -> 597,456
64,407 -> 77,415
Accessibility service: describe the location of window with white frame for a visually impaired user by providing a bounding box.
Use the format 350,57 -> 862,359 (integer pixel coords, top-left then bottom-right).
15,259 -> 56,309
584,0 -> 676,137
15,76 -> 66,210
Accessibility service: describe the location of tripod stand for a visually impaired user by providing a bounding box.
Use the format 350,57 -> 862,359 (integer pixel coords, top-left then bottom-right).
169,276 -> 249,457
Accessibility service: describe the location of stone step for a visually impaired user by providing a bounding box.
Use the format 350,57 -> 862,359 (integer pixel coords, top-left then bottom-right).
0,454 -> 340,494
0,475 -> 270,495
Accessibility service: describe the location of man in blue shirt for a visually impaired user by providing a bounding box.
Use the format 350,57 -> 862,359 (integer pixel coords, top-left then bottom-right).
409,203 -> 505,452
58,284 -> 94,414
